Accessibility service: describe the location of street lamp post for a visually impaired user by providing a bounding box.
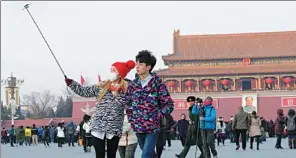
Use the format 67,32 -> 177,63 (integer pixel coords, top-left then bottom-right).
1,73 -> 24,126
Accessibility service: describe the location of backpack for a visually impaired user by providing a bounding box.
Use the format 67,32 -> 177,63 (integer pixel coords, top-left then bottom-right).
286,115 -> 296,131
67,126 -> 74,134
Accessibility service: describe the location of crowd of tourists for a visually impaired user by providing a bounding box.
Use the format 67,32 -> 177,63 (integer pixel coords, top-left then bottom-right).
1,50 -> 296,158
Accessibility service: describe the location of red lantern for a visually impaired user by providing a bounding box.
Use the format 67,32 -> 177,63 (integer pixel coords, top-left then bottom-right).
221,79 -> 229,86
203,80 -> 211,86
265,78 -> 273,84
185,81 -> 192,87
284,77 -> 292,84
167,81 -> 175,87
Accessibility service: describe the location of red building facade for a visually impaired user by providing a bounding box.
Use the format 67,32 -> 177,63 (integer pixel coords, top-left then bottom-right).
55,30 -> 296,124
156,30 -> 296,120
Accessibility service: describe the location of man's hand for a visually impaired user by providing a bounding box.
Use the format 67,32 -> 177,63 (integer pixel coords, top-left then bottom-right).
200,116 -> 205,121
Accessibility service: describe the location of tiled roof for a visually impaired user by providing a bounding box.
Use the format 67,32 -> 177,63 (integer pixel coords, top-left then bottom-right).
163,30 -> 296,61
156,63 -> 296,76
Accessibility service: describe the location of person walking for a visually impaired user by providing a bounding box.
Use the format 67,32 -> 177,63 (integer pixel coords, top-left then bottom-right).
43,126 -> 50,147
67,121 -> 75,147
232,107 -> 251,150
57,123 -> 65,147
216,117 -> 226,146
249,111 -> 261,150
31,124 -> 38,146
175,97 -> 206,158
176,113 -> 189,147
285,109 -> 296,149
125,50 -> 174,158
275,109 -> 285,149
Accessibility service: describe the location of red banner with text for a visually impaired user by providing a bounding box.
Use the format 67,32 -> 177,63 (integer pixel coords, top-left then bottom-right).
281,97 -> 296,107
174,99 -> 219,110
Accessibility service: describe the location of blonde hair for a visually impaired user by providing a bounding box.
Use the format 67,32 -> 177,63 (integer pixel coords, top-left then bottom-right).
96,78 -> 128,103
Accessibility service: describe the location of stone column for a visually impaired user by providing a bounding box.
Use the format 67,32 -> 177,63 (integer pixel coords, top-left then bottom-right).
277,75 -> 280,89
215,79 -> 218,91
258,77 -> 261,89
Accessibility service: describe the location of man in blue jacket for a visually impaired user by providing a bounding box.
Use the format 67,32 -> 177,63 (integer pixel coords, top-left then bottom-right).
192,96 -> 218,158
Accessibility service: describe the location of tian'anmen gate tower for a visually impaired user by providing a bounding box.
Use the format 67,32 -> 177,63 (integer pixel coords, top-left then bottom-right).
156,30 -> 296,120
70,30 -> 296,122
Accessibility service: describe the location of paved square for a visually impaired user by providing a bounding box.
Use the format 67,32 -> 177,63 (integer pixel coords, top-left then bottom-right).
1,138 -> 294,158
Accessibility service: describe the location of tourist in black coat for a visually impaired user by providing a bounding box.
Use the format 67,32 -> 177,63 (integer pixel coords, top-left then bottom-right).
177,113 -> 189,146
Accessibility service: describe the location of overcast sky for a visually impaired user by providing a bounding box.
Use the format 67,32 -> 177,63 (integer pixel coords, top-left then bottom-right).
2,1 -> 296,103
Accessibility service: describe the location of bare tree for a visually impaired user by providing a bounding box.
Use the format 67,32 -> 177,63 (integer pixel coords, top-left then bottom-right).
62,87 -> 75,98
22,90 -> 56,118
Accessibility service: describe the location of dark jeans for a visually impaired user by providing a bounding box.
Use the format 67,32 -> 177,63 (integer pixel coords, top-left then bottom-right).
44,137 -> 50,146
235,129 -> 247,149
250,136 -> 260,149
165,132 -> 171,147
156,131 -> 166,158
217,133 -> 226,146
85,136 -> 92,148
68,134 -> 75,146
50,134 -> 54,143
10,135 -> 15,146
25,136 -> 31,146
92,136 -> 120,158
58,137 -> 64,147
275,134 -> 283,148
38,135 -> 43,143
136,132 -> 159,158
118,143 -> 138,158
201,129 -> 217,158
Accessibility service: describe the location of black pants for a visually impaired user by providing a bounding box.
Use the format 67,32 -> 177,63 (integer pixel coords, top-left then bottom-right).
43,137 -> 50,146
92,136 -> 120,158
58,137 -> 63,147
275,134 -> 282,148
165,132 -> 171,147
217,133 -> 225,146
82,136 -> 87,151
179,136 -> 186,147
235,129 -> 247,149
85,136 -> 92,148
156,131 -> 166,158
201,129 -> 217,158
250,136 -> 260,149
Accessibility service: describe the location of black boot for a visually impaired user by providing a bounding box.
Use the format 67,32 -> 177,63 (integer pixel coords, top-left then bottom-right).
175,154 -> 181,158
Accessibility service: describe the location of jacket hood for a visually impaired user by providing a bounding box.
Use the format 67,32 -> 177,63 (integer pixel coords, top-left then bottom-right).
238,106 -> 244,112
68,121 -> 74,127
288,109 -> 296,117
277,109 -> 283,115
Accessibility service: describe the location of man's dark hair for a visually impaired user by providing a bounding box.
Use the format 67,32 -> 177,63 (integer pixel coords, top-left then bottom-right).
83,114 -> 91,122
196,97 -> 203,104
245,96 -> 253,101
136,50 -> 157,72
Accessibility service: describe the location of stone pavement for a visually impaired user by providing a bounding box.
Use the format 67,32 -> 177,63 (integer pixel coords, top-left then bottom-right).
1,138 -> 294,158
